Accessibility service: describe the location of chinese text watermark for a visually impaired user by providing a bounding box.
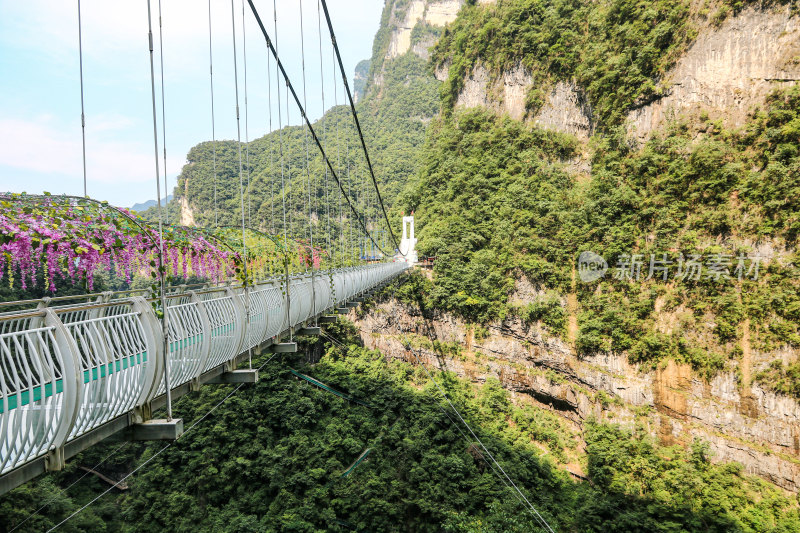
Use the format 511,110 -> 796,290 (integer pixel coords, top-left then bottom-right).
578,252 -> 763,283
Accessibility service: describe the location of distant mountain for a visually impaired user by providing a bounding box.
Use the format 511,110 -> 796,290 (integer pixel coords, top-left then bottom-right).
130,195 -> 172,212
352,59 -> 370,103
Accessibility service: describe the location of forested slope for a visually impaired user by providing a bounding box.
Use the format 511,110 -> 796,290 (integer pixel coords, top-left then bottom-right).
149,1 -> 442,249
5,1 -> 800,530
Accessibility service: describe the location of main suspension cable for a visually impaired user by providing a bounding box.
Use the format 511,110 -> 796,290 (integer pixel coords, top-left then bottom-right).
244,0 -> 390,257
318,0 -> 401,254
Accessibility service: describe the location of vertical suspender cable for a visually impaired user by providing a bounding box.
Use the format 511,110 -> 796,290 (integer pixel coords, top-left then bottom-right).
208,0 -> 219,227
333,46 -> 343,268
285,80 -> 293,239
245,0 -> 388,257
267,47 -> 275,235
319,0 -> 402,254
77,0 -> 88,198
299,0 -> 316,320
230,0 -> 251,367
146,0 -> 172,420
346,130 -> 353,265
157,0 -> 168,223
317,0 -> 330,264
241,0 -> 252,230
272,0 -> 291,341
273,0 -> 287,243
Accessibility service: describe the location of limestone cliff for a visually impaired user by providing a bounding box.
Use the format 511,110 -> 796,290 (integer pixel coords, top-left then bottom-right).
446,5 -> 800,143
385,0 -> 461,60
628,5 -> 800,141
351,291 -> 800,492
179,177 -> 195,227
370,0 -> 463,91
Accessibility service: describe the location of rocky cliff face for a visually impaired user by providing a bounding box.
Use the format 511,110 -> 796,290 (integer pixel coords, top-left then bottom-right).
446,5 -> 800,143
385,0 -> 462,60
628,5 -> 800,141
350,290 -> 800,492
370,0 -> 463,93
179,178 -> 195,227
439,63 -> 595,138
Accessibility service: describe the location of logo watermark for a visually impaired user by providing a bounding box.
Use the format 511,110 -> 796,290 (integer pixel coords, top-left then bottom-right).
578,251 -> 608,282
577,251 -> 764,283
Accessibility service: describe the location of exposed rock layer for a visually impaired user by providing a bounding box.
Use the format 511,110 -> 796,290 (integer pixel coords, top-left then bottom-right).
447,6 -> 800,141
628,6 -> 800,140
351,296 -> 800,492
386,0 -> 462,60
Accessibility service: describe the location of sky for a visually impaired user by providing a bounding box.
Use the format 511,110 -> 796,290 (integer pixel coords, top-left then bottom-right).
0,0 -> 385,207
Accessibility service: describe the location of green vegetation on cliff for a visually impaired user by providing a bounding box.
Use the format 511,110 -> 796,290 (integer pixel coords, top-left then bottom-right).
405,84 -> 800,383
407,0 -> 800,392
433,0 -> 696,127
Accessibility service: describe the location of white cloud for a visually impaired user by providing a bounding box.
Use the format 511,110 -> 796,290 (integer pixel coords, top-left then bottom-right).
0,115 -> 182,186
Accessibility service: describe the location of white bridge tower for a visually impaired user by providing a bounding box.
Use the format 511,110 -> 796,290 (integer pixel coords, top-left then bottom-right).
398,214 -> 418,264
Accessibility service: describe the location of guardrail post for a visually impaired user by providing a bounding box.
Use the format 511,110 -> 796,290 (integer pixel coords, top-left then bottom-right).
284,261 -> 292,342
225,288 -> 247,371
43,309 -> 81,471
130,296 -> 162,421
189,291 -> 212,390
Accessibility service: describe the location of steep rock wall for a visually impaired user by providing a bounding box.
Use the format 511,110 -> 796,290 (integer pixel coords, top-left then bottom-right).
179,178 -> 195,227
627,6 -> 800,140
386,0 -> 462,60
351,295 -> 800,492
445,64 -> 594,139
447,6 -> 800,141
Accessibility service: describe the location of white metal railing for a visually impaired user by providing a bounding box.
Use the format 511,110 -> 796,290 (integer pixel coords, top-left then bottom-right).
0,261 -> 407,476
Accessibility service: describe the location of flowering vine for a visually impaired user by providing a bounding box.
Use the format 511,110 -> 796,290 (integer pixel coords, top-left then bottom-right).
0,194 -> 237,292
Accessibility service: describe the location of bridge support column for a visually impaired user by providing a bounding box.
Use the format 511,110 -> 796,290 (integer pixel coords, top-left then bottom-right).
45,447 -> 66,472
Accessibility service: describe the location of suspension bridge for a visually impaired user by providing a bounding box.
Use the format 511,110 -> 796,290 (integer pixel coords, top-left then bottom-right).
0,0 -> 414,497
0,261 -> 407,495
0,0 -> 555,530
